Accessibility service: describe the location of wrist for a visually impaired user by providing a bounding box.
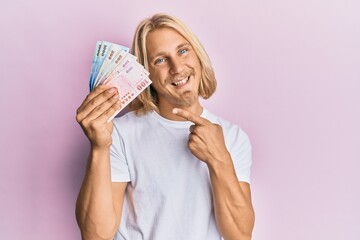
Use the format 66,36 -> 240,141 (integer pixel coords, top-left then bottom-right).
207,149 -> 231,164
90,138 -> 112,150
206,151 -> 233,172
88,146 -> 111,167
90,145 -> 111,156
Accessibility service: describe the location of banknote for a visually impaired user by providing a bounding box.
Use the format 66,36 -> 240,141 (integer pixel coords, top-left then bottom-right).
106,73 -> 151,122
90,41 -> 130,91
89,41 -> 152,121
90,41 -> 111,89
89,41 -> 102,87
93,43 -> 130,88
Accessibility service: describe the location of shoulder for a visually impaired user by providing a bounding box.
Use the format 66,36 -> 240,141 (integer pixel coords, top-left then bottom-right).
203,109 -> 250,144
203,109 -> 243,133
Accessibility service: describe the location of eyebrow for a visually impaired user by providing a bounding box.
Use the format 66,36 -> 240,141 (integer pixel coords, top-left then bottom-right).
149,42 -> 191,62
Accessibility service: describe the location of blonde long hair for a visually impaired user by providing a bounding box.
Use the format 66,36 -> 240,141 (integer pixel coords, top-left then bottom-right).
128,13 -> 217,115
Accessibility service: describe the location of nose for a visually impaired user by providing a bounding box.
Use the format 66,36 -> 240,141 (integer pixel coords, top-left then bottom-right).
169,57 -> 184,75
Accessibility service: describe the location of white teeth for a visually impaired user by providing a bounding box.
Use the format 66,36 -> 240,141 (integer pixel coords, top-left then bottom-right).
173,77 -> 189,86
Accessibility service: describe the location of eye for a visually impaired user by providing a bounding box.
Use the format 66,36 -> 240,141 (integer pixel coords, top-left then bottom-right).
154,58 -> 166,65
179,49 -> 188,55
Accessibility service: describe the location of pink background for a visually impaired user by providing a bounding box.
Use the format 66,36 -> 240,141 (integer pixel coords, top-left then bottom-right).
1,0 -> 359,239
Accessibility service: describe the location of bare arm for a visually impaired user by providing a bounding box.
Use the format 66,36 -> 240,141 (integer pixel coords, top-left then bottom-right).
75,86 -> 128,240
173,108 -> 255,239
208,155 -> 254,240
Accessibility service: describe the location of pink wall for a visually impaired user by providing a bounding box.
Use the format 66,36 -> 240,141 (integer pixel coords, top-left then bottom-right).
1,0 -> 359,239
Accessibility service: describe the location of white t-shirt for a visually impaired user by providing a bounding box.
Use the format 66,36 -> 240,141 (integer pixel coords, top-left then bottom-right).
110,109 -> 252,240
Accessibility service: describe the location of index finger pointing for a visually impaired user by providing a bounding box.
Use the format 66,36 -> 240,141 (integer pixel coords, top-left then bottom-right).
172,108 -> 205,125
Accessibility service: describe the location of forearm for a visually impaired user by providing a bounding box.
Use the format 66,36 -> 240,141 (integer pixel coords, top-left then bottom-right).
76,147 -> 117,240
208,153 -> 255,240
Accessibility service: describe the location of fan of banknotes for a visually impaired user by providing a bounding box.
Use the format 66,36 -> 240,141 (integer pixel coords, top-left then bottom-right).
89,41 -> 152,121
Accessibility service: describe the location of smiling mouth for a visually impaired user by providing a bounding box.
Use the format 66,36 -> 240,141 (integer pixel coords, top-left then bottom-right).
172,77 -> 189,87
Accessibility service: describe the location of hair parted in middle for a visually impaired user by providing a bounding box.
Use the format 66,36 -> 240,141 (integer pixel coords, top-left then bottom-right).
128,13 -> 217,115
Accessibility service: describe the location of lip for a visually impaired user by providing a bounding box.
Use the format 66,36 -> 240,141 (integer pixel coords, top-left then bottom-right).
172,76 -> 190,88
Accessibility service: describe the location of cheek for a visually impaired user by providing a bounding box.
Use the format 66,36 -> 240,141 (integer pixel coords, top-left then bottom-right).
149,74 -> 164,91
150,68 -> 168,85
188,57 -> 201,73
189,60 -> 201,76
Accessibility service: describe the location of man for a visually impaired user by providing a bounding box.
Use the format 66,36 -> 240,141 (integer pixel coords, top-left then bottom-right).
75,13 -> 255,240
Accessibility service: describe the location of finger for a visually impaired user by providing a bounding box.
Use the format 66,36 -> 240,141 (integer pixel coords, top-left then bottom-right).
78,85 -> 108,111
95,100 -> 122,123
77,87 -> 118,121
188,132 -> 202,145
172,108 -> 205,125
85,95 -> 121,122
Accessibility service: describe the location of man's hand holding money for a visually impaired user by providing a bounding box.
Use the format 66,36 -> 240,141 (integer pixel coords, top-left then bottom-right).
76,85 -> 121,150
76,40 -> 152,147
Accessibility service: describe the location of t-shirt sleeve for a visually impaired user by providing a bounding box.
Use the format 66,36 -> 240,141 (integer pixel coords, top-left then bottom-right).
228,127 -> 252,184
110,122 -> 131,182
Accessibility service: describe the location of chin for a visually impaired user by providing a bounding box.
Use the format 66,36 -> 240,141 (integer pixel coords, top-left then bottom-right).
175,93 -> 198,107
